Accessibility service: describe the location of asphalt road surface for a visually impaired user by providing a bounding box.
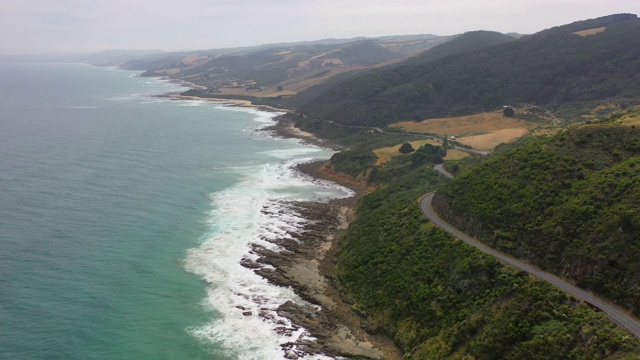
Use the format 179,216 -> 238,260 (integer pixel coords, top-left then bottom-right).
420,192 -> 640,339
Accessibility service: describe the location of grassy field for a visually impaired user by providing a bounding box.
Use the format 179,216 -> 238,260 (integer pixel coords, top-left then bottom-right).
392,111 -> 537,150
372,139 -> 470,165
616,109 -> 640,126
573,27 -> 606,37
456,128 -> 530,151
372,139 -> 440,165
443,149 -> 471,161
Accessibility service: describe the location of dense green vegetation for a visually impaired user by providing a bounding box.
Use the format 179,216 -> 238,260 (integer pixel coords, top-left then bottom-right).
301,14 -> 640,127
401,31 -> 515,66
329,150 -> 377,178
436,124 -> 640,315
398,142 -> 414,154
334,153 -> 640,358
318,40 -> 396,65
285,31 -> 515,108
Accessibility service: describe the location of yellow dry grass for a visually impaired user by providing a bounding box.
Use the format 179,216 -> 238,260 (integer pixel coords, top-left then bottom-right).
182,55 -> 212,66
573,27 -> 606,37
392,111 -> 534,137
283,65 -> 367,93
456,128 -> 530,151
372,139 -> 439,165
581,103 -> 618,119
616,111 -> 640,126
443,149 -> 470,161
392,111 -> 537,151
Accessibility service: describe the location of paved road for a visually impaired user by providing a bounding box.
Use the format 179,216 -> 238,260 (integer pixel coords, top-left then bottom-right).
420,192 -> 640,339
433,164 -> 454,179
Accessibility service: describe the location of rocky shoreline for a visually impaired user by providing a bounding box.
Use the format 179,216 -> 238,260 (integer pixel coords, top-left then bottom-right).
159,89 -> 401,358
241,116 -> 402,359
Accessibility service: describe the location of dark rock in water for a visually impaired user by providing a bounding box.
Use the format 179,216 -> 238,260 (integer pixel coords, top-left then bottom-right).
240,257 -> 261,269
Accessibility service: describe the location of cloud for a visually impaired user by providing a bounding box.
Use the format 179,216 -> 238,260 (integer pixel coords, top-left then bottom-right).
0,0 -> 638,54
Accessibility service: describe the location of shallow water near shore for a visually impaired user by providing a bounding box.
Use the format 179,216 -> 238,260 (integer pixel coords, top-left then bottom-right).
0,63 -> 351,359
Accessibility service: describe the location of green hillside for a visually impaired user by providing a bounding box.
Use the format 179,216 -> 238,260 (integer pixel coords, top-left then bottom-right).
300,14 -> 640,127
332,147 -> 640,358
401,31 -> 515,66
319,40 -> 396,65
286,31 -> 515,108
434,124 -> 640,315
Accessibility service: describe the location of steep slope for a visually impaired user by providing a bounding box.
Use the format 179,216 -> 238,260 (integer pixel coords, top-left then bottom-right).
300,14 -> 640,127
434,123 -> 640,315
287,32 -> 514,108
332,150 -> 640,358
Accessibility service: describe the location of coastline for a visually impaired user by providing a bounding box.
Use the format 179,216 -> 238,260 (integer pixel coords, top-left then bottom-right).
162,92 -> 289,114
254,117 -> 402,359
158,78 -> 401,358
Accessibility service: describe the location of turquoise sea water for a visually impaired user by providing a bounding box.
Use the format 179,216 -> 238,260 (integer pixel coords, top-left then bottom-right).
0,63 -> 350,359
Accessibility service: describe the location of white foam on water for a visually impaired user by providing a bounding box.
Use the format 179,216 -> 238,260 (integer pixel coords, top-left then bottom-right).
176,99 -> 211,107
262,148 -> 323,159
184,109 -> 352,359
214,106 -> 286,130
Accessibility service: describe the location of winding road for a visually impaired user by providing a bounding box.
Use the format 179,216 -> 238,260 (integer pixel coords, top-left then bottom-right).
420,191 -> 640,339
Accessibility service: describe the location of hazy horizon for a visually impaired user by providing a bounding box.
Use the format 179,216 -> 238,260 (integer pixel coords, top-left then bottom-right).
1,0 -> 639,55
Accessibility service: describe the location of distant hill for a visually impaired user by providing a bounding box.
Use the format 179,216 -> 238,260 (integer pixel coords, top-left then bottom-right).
299,14 -> 640,127
400,31 -> 515,66
286,31 -> 513,108
120,35 -> 450,98
317,40 -> 396,65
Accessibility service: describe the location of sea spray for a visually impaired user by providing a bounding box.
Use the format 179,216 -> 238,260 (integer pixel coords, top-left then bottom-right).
185,111 -> 353,359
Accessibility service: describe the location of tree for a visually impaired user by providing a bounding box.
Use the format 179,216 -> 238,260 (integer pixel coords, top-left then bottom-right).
399,143 -> 415,154
503,106 -> 515,117
412,144 -> 445,166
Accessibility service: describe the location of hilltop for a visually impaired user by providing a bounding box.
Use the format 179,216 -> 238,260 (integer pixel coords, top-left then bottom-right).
299,14 -> 640,127
121,35 -> 451,98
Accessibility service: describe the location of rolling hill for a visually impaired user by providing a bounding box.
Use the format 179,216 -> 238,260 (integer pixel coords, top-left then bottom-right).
299,14 -> 640,127
124,35 -> 454,98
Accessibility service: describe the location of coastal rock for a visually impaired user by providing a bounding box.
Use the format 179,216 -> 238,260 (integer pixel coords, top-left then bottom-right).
246,155 -> 401,359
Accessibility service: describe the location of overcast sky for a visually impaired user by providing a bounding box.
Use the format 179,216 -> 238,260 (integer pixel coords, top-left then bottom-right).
1,0 -> 638,54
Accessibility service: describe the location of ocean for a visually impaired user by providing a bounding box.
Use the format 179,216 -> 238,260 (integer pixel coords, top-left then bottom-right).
0,63 -> 351,359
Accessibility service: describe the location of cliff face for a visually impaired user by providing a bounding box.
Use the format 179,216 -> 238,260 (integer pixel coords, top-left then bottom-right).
431,191 -> 488,238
